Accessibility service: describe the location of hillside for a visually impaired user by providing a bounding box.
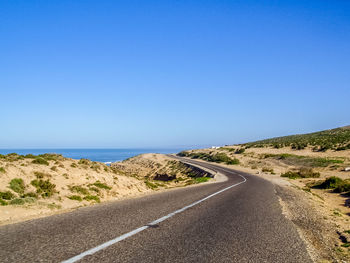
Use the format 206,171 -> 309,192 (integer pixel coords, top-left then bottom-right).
0,153 -> 211,225
177,125 -> 350,259
242,125 -> 350,151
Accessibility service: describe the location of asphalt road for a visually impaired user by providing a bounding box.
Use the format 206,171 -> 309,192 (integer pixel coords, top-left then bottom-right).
0,157 -> 312,263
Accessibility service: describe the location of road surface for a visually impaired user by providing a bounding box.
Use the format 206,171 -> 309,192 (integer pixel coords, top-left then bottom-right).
0,157 -> 312,262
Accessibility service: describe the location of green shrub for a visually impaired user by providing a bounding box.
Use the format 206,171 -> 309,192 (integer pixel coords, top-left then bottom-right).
312,177 -> 350,193
10,198 -> 25,205
235,148 -> 245,154
34,171 -> 51,179
194,177 -> 210,183
0,191 -> 15,200
22,192 -> 38,198
0,199 -> 8,206
69,185 -> 89,195
83,195 -> 100,202
23,197 -> 36,203
32,158 -> 49,165
89,186 -> 100,193
281,168 -> 320,179
0,167 -> 5,173
262,167 -> 274,173
31,179 -> 56,198
50,166 -> 57,172
24,154 -> 36,159
9,178 -> 25,194
38,154 -> 62,161
68,195 -> 82,201
70,163 -> 77,168
90,181 -> 111,190
145,180 -> 158,189
79,159 -> 90,165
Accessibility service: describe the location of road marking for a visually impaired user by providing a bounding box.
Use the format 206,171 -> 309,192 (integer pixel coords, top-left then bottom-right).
62,169 -> 246,263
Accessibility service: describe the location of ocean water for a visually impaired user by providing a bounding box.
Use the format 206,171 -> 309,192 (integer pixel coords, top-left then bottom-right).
0,148 -> 185,164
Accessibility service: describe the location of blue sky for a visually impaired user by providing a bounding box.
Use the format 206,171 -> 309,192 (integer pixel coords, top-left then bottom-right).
1,0 -> 349,148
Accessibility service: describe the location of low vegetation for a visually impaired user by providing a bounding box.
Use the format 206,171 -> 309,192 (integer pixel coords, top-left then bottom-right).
178,151 -> 239,165
31,179 -> 56,198
89,181 -> 111,190
262,153 -> 343,168
242,125 -> 350,151
9,178 -> 25,194
68,195 -> 83,201
281,168 -> 320,179
312,177 -> 350,194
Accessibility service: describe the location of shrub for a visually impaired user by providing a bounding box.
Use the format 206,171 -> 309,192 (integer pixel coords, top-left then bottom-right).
262,167 -> 274,173
0,191 -> 15,200
235,148 -> 245,154
22,192 -> 38,198
34,171 -> 51,179
281,168 -> 320,179
68,195 -> 82,201
70,163 -> 77,168
9,198 -> 25,205
32,158 -> 49,165
24,154 -> 36,159
79,159 -> 90,165
145,180 -> 158,189
69,185 -> 89,195
312,177 -> 350,193
0,199 -> 8,206
50,166 -> 57,172
83,195 -> 100,202
9,178 -> 25,194
38,154 -> 62,161
312,176 -> 343,189
90,181 -> 111,190
31,179 -> 56,198
194,177 -> 210,183
0,167 -> 5,173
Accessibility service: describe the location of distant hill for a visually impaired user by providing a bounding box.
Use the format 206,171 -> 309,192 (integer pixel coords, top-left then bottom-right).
242,126 -> 350,151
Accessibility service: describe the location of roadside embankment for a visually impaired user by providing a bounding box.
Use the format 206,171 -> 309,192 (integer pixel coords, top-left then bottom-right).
0,153 -> 213,226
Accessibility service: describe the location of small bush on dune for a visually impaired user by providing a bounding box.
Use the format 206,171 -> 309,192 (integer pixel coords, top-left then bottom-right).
21,192 -> 38,198
24,154 -> 36,159
83,195 -> 100,203
0,167 -> 5,173
79,159 -> 90,165
9,178 -> 25,194
31,179 -> 56,198
0,199 -> 8,206
90,181 -> 111,190
9,198 -> 25,205
69,185 -> 89,195
34,171 -> 51,179
281,168 -> 320,179
235,148 -> 245,154
0,191 -> 15,200
312,177 -> 350,193
68,195 -> 82,201
32,158 -> 49,166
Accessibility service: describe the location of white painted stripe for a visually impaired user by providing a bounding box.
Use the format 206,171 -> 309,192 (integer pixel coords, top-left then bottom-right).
62,170 -> 246,263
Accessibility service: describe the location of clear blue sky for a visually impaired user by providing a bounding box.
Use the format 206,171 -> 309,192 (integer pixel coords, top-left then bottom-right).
1,0 -> 349,148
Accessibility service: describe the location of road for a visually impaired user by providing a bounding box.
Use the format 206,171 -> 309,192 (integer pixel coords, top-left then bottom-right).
0,157 -> 312,262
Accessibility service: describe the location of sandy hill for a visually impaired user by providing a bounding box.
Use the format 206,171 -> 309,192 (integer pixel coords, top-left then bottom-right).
0,153 -> 211,225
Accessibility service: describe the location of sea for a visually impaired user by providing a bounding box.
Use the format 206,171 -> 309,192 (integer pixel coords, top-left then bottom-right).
0,148 -> 186,164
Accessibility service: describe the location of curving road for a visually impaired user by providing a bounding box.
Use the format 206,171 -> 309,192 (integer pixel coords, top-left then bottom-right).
0,157 -> 312,262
